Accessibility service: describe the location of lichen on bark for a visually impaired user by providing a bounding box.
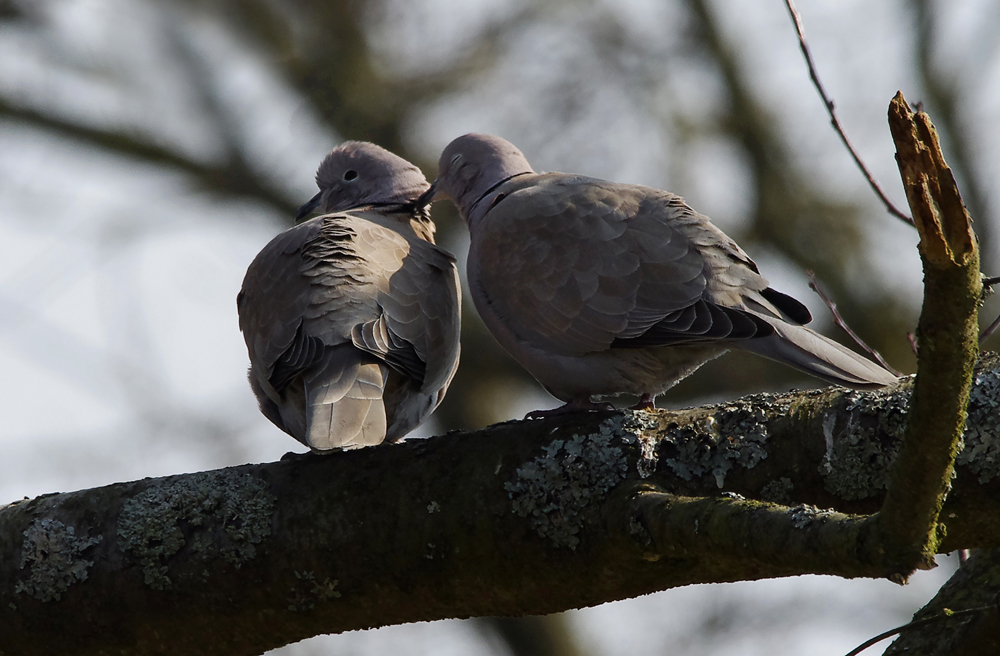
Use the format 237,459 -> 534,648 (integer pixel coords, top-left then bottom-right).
15,518 -> 102,602
116,469 -> 276,590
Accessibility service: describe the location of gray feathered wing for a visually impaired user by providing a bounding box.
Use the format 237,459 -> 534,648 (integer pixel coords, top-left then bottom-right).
473,175 -> 770,355
473,173 -> 895,389
348,219 -> 461,439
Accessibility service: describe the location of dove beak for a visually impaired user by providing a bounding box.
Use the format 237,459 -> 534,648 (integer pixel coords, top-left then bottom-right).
295,192 -> 322,222
416,180 -> 446,208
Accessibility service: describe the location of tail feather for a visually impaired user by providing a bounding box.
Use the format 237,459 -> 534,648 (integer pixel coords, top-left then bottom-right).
739,321 -> 898,390
304,348 -> 389,451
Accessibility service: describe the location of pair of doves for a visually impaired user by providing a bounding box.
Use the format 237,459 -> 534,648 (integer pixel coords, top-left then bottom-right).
238,135 -> 897,453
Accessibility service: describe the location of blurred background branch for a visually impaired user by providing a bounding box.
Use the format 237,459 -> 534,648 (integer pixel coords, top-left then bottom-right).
782,0 -> 913,226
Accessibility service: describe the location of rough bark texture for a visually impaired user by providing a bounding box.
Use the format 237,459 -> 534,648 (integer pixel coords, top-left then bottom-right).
2,355 -> 1000,656
884,549 -> 1000,656
879,92 -> 981,575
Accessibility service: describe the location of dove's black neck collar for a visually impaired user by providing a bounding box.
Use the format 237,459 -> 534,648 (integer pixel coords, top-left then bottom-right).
371,201 -> 433,223
353,201 -> 426,217
296,201 -> 421,224
468,171 -> 532,218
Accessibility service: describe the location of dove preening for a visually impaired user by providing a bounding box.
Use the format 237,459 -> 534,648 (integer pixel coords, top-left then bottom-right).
425,133 -> 896,413
238,142 -> 461,451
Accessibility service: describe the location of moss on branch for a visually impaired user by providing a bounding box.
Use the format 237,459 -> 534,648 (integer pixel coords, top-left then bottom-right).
1,356 -> 999,655
880,92 -> 981,575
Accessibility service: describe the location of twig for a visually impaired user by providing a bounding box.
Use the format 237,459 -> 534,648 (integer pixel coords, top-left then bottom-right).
782,0 -> 914,226
843,605 -> 993,656
806,271 -> 901,375
980,312 -> 1000,345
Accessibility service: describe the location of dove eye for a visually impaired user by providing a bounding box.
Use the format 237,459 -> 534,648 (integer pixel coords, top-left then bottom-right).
450,153 -> 463,167
343,170 -> 358,181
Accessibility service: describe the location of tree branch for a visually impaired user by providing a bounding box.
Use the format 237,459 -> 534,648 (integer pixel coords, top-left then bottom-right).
879,91 -> 981,574
2,354 -> 1000,655
913,0 -> 994,270
685,0 -> 913,372
884,549 -> 1000,655
846,603 -> 994,656
806,270 -> 900,375
629,488 -> 885,578
0,98 -> 299,217
782,0 -> 914,226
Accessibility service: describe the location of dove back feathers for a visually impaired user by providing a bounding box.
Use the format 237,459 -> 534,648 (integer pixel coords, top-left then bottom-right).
430,133 -> 895,410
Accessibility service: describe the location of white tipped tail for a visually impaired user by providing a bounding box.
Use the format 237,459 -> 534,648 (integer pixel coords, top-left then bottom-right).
739,321 -> 898,390
303,349 -> 389,451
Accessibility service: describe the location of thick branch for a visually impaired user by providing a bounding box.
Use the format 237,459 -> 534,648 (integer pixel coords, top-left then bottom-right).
2,356 -> 1000,655
884,549 -> 1000,656
881,92 -> 981,572
630,489 -> 885,579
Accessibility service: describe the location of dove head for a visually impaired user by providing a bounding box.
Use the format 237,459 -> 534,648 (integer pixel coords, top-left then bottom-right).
428,134 -> 534,226
296,141 -> 430,221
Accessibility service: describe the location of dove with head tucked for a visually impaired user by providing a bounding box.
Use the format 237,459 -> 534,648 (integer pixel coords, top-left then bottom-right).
238,141 -> 461,451
424,133 -> 896,414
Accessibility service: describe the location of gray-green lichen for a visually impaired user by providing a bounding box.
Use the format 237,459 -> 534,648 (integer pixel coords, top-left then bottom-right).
117,470 -> 275,590
760,477 -> 794,505
286,571 -> 341,612
16,518 -> 102,602
957,368 -> 1000,483
659,396 -> 776,488
820,386 -> 910,500
506,415 -> 642,549
618,411 -> 660,477
788,504 -> 839,529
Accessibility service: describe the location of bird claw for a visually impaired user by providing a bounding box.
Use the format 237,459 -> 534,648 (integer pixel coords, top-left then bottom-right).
525,400 -> 615,419
631,394 -> 656,411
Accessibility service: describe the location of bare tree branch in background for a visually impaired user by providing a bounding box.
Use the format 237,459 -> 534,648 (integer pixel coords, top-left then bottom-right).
981,313 -> 1000,346
806,271 -> 900,375
913,0 -> 995,272
476,615 -> 590,656
782,0 -> 914,226
0,98 -> 299,216
685,0 -> 916,377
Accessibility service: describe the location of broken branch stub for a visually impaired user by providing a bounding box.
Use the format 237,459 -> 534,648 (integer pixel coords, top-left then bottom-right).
881,91 -> 981,575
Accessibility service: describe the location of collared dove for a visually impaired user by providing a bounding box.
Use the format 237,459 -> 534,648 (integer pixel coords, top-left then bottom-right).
238,142 -> 461,451
424,133 -> 896,414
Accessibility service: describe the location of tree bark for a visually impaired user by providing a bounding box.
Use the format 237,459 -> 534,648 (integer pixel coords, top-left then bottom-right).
877,91 -> 981,576
2,354 -> 1000,655
884,549 -> 1000,656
